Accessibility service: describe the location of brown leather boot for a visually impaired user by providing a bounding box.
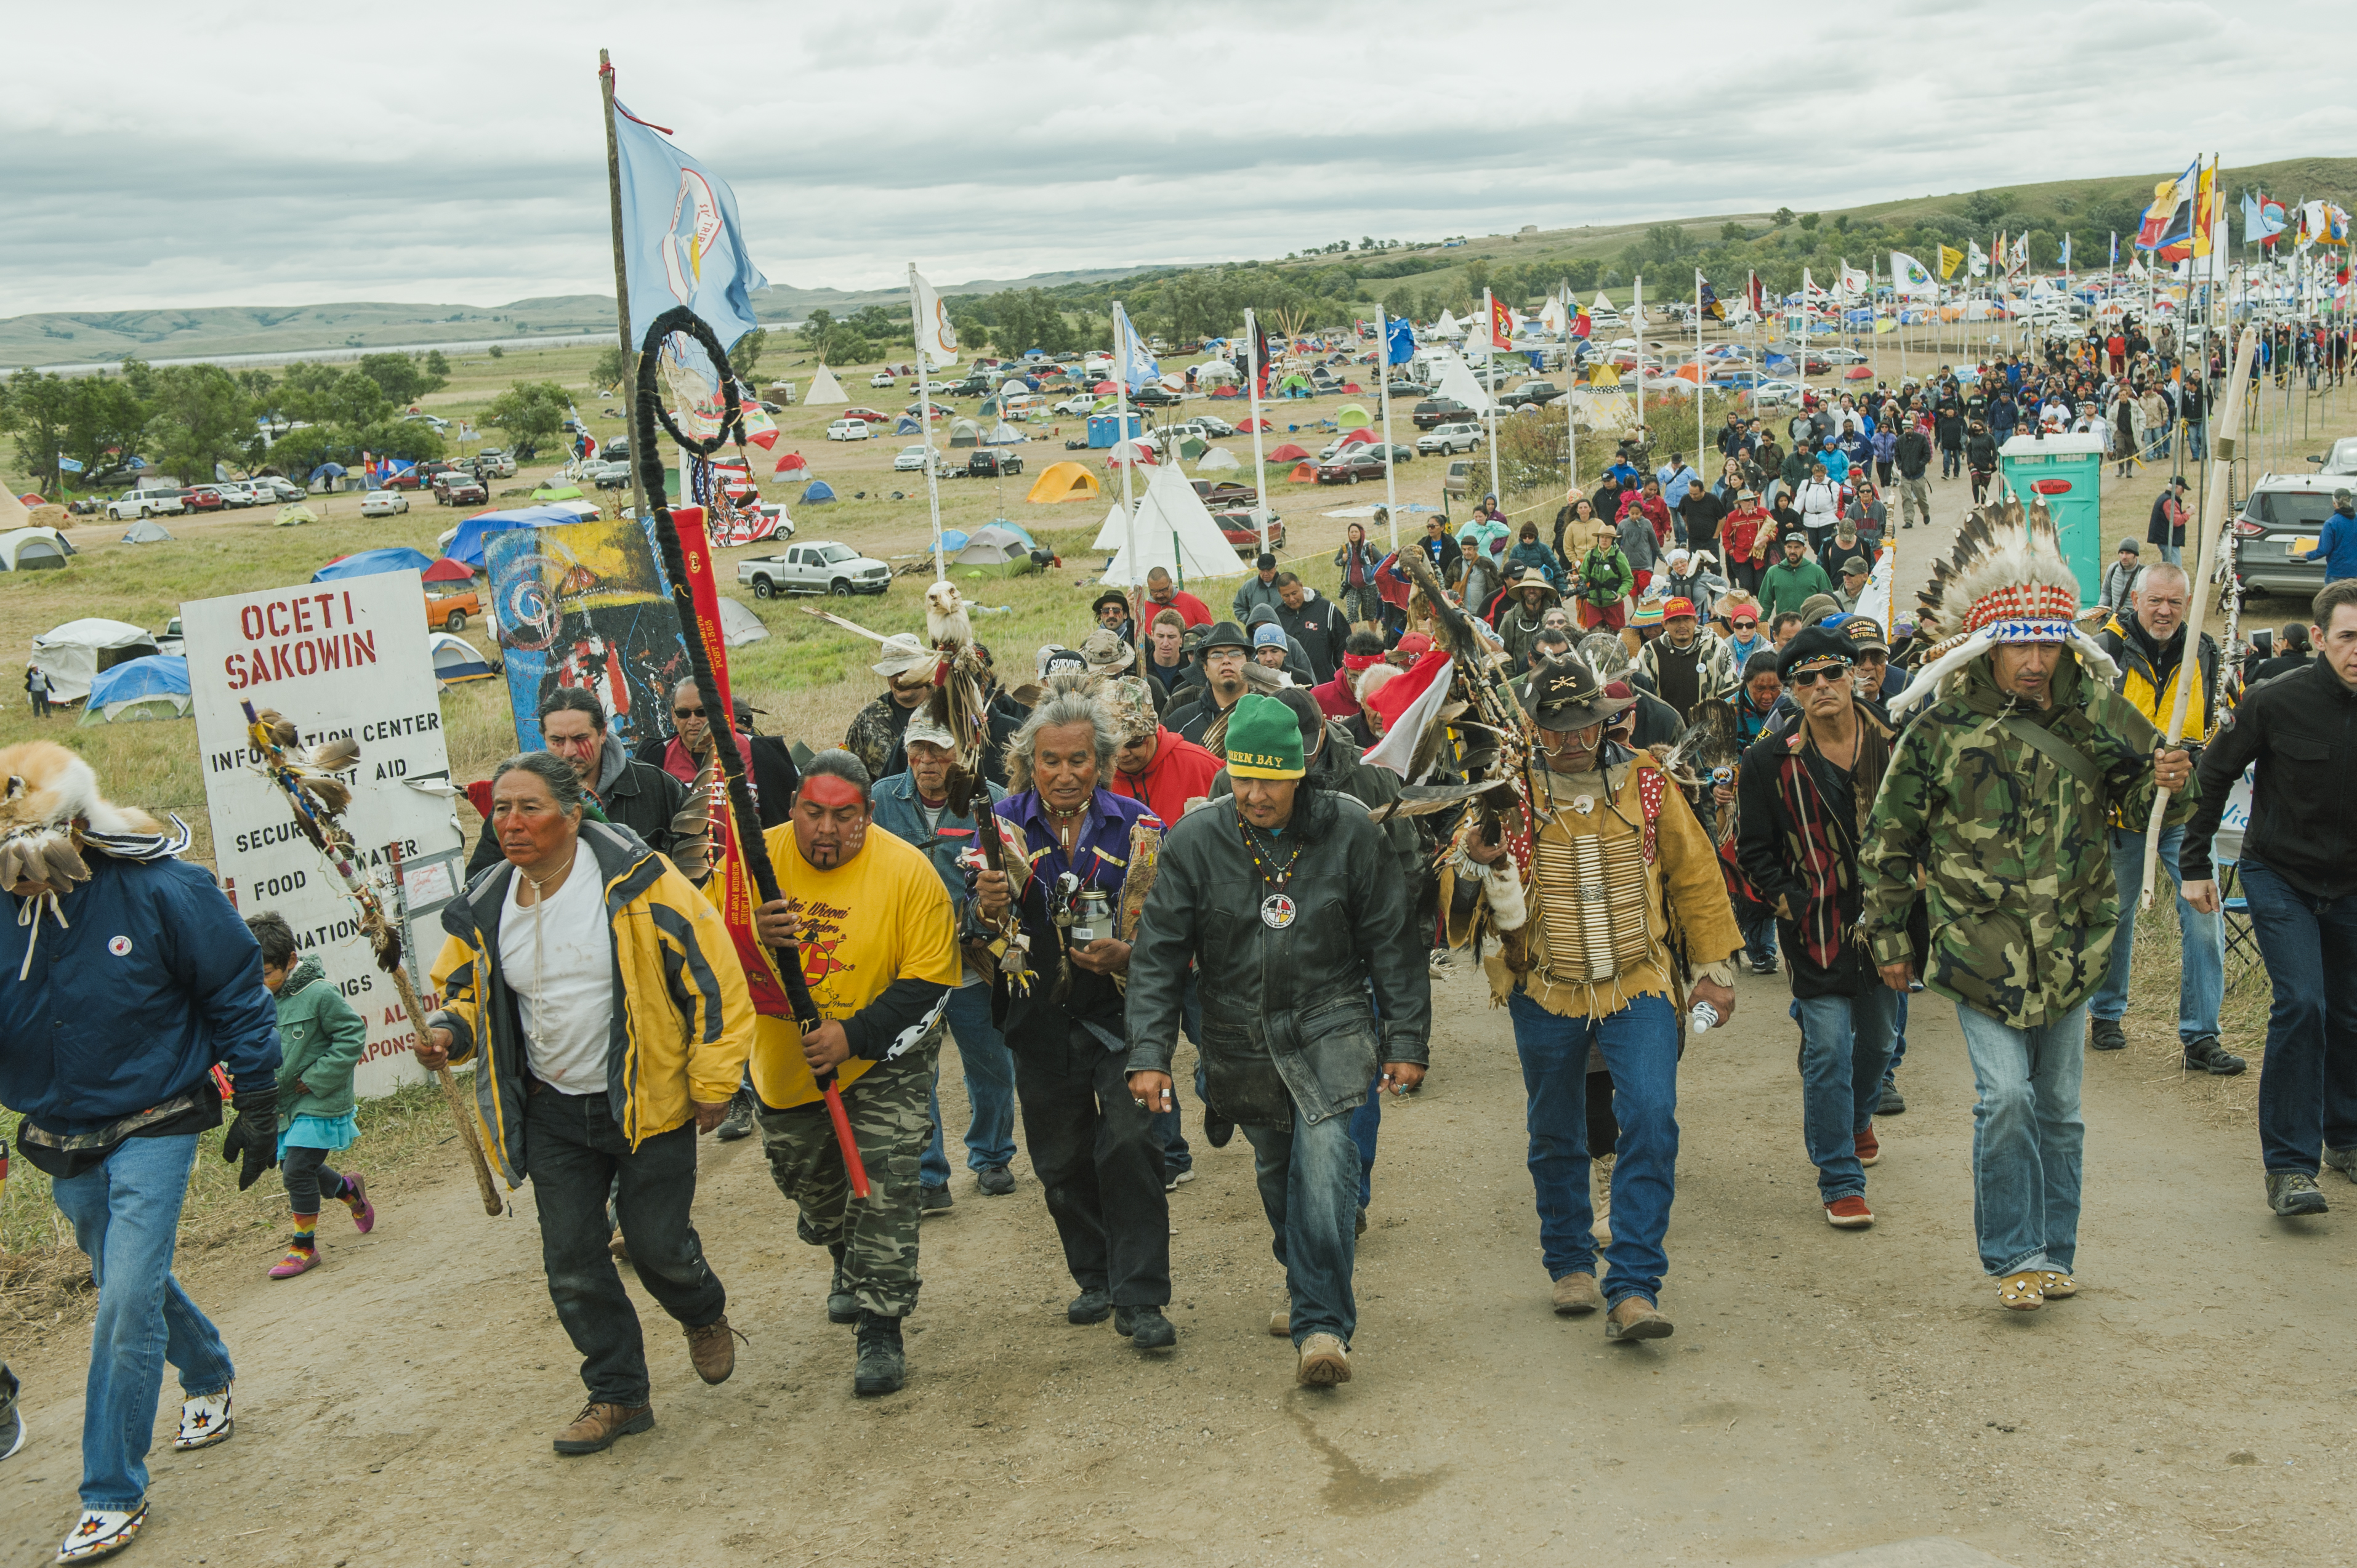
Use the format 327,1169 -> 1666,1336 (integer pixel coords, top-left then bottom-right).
1605,1297 -> 1674,1341
552,1401 -> 653,1455
685,1314 -> 742,1385
1551,1272 -> 1604,1316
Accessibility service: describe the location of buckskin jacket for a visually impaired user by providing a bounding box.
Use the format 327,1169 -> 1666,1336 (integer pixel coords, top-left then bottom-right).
1124,789 -> 1429,1129
1859,651 -> 2193,1030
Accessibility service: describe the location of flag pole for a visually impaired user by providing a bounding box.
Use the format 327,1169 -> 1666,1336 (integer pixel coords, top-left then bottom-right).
1245,308 -> 1270,556
909,263 -> 946,581
597,49 -> 650,529
1114,300 -> 1139,597
1483,287 -> 1502,510
1632,275 -> 1645,465
1377,304 -> 1400,557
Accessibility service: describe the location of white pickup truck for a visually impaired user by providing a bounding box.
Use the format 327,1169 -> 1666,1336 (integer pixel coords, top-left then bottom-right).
737,541 -> 892,598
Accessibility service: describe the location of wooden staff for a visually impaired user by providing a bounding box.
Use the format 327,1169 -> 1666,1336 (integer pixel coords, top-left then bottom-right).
240,702 -> 504,1216
2140,326 -> 2256,907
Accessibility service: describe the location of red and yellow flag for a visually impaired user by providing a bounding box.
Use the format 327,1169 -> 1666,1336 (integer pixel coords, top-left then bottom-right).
1488,291 -> 1515,349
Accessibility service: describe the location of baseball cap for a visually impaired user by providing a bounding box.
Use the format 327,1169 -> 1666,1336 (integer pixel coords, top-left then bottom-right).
1662,597 -> 1696,621
903,713 -> 956,750
1252,622 -> 1287,650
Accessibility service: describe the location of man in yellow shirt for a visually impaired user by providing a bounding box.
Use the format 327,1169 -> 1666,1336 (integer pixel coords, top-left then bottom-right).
752,751 -> 962,1397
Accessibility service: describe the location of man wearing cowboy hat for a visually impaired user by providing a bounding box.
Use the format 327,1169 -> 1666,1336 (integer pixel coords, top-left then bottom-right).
1496,573 -> 1563,670
846,632 -> 939,786
1126,693 -> 1430,1388
1172,622 -> 1255,748
1459,660 -> 1742,1340
1091,589 -> 1137,645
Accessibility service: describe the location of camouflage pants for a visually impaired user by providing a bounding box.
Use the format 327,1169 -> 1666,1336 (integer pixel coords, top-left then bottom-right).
755,1042 -> 937,1318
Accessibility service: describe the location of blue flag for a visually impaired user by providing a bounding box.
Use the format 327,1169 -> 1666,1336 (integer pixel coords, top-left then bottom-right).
611,99 -> 768,349
1384,315 -> 1416,365
1111,302 -> 1159,392
55,455 -> 84,473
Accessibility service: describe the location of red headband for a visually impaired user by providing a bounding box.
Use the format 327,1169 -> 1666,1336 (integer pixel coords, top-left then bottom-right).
1342,652 -> 1381,672
798,774 -> 867,810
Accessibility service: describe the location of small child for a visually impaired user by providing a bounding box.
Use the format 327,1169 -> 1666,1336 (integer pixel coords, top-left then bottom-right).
248,912 -> 375,1277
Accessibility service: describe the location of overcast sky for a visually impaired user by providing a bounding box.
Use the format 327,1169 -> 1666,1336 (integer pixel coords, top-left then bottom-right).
6,0 -> 2350,318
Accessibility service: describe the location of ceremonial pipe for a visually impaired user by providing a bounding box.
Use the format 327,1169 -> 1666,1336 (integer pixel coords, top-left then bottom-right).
238,701 -> 504,1216
2141,326 -> 2255,907
631,306 -> 870,1197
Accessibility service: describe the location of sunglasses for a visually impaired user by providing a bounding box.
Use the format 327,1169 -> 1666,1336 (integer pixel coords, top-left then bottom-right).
673,706 -> 706,718
1786,666 -> 1851,688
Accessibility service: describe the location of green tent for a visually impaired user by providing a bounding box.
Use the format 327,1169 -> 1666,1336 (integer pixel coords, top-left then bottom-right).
1278,372 -> 1312,392
1335,403 -> 1372,429
1176,435 -> 1208,461
532,483 -> 586,501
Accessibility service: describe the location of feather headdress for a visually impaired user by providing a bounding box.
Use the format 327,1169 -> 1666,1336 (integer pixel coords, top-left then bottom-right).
0,741 -> 186,893
1889,496 -> 2116,717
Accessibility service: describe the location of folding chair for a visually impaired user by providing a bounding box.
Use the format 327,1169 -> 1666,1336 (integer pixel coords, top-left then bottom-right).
2217,858 -> 2262,976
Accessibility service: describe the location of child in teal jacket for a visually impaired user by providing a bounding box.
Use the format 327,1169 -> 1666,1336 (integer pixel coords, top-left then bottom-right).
248,912 -> 376,1277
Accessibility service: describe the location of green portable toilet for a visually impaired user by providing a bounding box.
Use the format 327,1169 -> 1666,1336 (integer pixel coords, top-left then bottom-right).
1997,432 -> 2107,603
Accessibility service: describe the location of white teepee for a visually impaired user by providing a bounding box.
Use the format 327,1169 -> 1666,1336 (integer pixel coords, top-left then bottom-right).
804,364 -> 850,404
1102,462 -> 1248,587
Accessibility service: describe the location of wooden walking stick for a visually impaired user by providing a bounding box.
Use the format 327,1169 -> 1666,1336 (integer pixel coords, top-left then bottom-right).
240,702 -> 506,1216
2139,326 -> 2256,908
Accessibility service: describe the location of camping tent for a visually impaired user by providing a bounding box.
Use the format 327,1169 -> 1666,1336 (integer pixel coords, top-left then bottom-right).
983,423 -> 1025,445
119,519 -> 174,544
79,654 -> 191,725
1192,360 -> 1239,384
0,528 -> 70,570
31,618 -> 159,704
1174,435 -> 1207,461
1267,443 -> 1311,462
1026,462 -> 1101,504
422,556 -> 474,584
803,365 -> 850,404
950,524 -> 1037,578
530,483 -> 586,502
0,488 -> 32,529
1289,461 -> 1319,483
441,505 -> 579,569
715,596 -> 770,647
894,416 -> 922,435
1337,427 -> 1376,446
802,480 -> 837,504
948,418 -> 982,448
1334,404 -> 1372,429
313,547 -> 433,583
774,451 -> 810,478
1238,416 -> 1273,433
1433,309 -> 1464,337
1276,372 -> 1313,394
1432,354 -> 1497,413
427,632 -> 496,685
274,504 -> 317,526
1196,447 -> 1241,472
1106,439 -> 1156,468
1098,463 -> 1250,587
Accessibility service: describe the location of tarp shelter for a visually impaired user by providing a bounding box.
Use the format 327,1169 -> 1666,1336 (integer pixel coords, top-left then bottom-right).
948,418 -> 982,448
1196,447 -> 1241,472
428,632 -> 496,685
804,364 -> 849,404
802,480 -> 837,504
715,596 -> 769,647
950,524 -> 1037,578
274,504 -> 317,526
984,423 -> 1024,445
1098,463 -> 1249,587
119,519 -> 174,544
31,618 -> 159,704
80,654 -> 190,720
0,528 -> 70,570
1267,443 -> 1311,462
441,505 -> 579,569
313,547 -> 433,582
1027,462 -> 1101,504
422,555 -> 474,584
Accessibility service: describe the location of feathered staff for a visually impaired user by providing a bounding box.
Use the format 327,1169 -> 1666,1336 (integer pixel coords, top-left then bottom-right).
1393,545 -> 1539,872
239,701 -> 504,1217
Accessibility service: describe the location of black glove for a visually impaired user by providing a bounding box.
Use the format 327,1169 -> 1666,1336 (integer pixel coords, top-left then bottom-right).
219,1086 -> 281,1192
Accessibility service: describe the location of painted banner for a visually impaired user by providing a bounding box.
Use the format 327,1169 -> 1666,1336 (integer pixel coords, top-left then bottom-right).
183,570 -> 467,1100
485,513 -> 691,751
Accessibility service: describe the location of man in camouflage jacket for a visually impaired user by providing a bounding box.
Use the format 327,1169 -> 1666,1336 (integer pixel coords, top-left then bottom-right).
1860,645 -> 2193,1305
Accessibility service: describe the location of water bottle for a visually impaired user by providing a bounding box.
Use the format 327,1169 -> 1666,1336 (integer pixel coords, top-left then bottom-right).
1688,1001 -> 1720,1036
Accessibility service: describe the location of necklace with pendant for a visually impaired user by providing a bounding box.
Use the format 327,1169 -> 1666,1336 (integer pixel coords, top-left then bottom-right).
1239,821 -> 1304,929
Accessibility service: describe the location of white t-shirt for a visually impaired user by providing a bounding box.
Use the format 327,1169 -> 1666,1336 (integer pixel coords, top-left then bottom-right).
499,851 -> 616,1095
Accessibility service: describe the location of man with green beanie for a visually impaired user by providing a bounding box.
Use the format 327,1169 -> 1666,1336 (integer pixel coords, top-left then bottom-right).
1125,694 -> 1431,1389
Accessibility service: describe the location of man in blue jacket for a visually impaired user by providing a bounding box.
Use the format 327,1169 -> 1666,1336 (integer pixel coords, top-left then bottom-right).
2302,489 -> 2357,584
0,755 -> 280,1566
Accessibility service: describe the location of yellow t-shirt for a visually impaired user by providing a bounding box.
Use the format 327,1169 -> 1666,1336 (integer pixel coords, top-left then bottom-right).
749,822 -> 962,1109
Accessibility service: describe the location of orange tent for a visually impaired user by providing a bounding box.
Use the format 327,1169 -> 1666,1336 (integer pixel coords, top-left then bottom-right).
1289,461 -> 1318,483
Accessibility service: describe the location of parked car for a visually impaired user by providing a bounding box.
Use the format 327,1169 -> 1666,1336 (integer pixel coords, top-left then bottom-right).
893,445 -> 932,472
1188,479 -> 1259,509
1818,347 -> 1869,366
842,406 -> 893,424
826,419 -> 873,441
901,401 -> 949,420
1053,394 -> 1100,416
105,484 -> 185,520
360,489 -> 409,517
433,472 -> 489,506
1130,385 -> 1181,407
1419,422 -> 1484,456
476,448 -> 518,478
1411,397 -> 1475,430
254,476 -> 305,502
182,486 -> 227,513
2310,438 -> 2357,476
946,376 -> 992,398
1499,380 -> 1563,408
1212,510 -> 1286,553
1751,378 -> 1806,407
207,480 -> 261,508
2233,472 -> 2343,599
425,588 -> 480,633
1444,459 -> 1476,499
738,541 -> 893,598
584,460 -> 634,489
869,371 -> 896,388
960,449 -> 1024,478
155,616 -> 185,657
1314,451 -> 1388,486
600,436 -> 631,462
380,469 -> 427,490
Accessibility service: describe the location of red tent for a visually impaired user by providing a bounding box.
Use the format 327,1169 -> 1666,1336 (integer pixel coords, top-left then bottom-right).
1268,442 -> 1311,462
774,451 -> 810,476
1339,427 -> 1376,446
422,557 -> 473,584
1239,416 -> 1274,432
1093,380 -> 1117,394
1342,382 -> 1364,394
1209,385 -> 1240,398
1844,365 -> 1875,380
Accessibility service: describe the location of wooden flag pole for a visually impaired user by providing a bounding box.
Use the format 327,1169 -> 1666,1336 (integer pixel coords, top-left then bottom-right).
2140,324 -> 2255,907
598,49 -> 648,529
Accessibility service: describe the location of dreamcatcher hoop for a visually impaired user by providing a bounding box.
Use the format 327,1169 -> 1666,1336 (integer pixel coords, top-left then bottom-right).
635,307 -> 746,457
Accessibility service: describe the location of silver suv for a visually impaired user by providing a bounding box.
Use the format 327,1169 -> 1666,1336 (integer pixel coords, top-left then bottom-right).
2232,472 -> 2344,600
1419,422 -> 1483,456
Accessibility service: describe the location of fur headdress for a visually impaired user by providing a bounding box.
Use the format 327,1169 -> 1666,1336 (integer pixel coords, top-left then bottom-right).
1888,497 -> 2116,717
0,741 -> 188,893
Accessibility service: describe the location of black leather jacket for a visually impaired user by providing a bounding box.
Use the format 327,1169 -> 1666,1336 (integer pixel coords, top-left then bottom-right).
1124,790 -> 1430,1128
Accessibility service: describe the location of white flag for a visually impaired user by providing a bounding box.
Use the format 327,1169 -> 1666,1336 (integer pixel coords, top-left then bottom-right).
1967,239 -> 1989,278
908,265 -> 960,368
1839,263 -> 1872,299
1889,251 -> 1937,299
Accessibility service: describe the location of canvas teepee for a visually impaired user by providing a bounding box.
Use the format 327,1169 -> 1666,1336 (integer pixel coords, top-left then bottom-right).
803,364 -> 850,405
1100,462 -> 1249,587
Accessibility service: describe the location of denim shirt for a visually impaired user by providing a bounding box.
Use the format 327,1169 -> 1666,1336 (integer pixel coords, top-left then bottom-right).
872,769 -> 1006,987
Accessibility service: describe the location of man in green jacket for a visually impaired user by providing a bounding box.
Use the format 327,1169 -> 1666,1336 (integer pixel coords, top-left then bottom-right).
1859,503 -> 2194,1313
1759,533 -> 1835,621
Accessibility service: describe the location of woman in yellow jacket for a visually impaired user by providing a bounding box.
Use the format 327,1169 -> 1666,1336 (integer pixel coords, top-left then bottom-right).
422,752 -> 754,1457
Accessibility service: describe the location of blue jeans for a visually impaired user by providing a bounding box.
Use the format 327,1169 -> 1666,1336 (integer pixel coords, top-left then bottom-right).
49,1134 -> 235,1511
1347,1082 -> 1381,1209
2089,826 -> 2223,1041
2239,855 -> 2357,1173
2185,419 -> 2208,461
1797,988 -> 1899,1202
922,984 -> 1019,1186
1241,1107 -> 1363,1347
1506,990 -> 1678,1308
1151,976 -> 1201,1177
1954,1002 -> 2087,1277
1743,915 -> 1778,968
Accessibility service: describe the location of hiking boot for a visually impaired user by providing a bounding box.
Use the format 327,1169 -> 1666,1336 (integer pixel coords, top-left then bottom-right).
267,1239 -> 319,1279
55,1503 -> 147,1563
1877,1079 -> 1906,1115
853,1311 -> 905,1396
2268,1170 -> 2330,1216
1295,1332 -> 1351,1387
1269,1299 -> 1292,1337
976,1164 -> 1016,1196
920,1184 -> 953,1213
1605,1297 -> 1674,1341
684,1314 -> 741,1385
1116,1306 -> 1177,1349
1855,1127 -> 1880,1167
1551,1272 -> 1604,1316
2089,1017 -> 2127,1051
714,1087 -> 755,1142
2323,1146 -> 2357,1184
1825,1194 -> 1874,1229
553,1400 -> 653,1455
1067,1289 -> 1112,1325
828,1247 -> 859,1325
2183,1035 -> 2246,1076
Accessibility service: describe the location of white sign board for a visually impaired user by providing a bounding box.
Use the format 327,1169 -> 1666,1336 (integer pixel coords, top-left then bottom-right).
183,570 -> 468,1100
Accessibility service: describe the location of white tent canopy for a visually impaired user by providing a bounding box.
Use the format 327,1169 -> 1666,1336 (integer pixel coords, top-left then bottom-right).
31,617 -> 159,703
716,595 -> 769,647
803,364 -> 850,404
0,527 -> 71,570
1100,462 -> 1249,587
1196,447 -> 1241,472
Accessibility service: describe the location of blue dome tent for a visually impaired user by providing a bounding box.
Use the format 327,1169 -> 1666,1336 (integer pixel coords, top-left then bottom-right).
79,654 -> 191,724
801,480 -> 837,504
312,547 -> 435,582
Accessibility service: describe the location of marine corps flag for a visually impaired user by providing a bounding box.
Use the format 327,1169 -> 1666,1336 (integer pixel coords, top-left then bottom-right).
1696,271 -> 1725,320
